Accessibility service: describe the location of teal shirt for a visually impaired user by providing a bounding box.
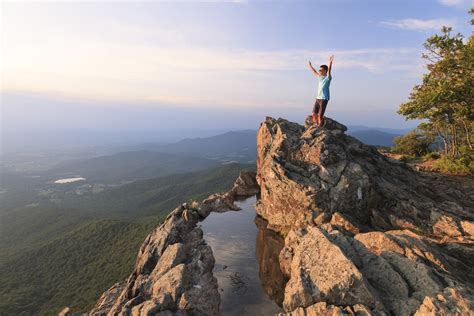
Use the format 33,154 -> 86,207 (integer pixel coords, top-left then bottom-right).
317,74 -> 332,100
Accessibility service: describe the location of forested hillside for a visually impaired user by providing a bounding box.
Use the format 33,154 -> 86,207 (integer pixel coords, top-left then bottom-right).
0,163 -> 254,315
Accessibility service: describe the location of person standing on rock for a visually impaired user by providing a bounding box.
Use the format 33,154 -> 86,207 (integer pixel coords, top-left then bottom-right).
308,55 -> 334,126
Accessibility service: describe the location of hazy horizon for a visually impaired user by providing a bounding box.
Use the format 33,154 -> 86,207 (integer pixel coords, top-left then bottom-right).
1,88 -> 418,155
2,0 -> 472,154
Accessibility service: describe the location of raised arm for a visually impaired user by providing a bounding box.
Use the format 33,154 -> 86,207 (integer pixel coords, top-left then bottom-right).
328,55 -> 334,77
308,61 -> 320,77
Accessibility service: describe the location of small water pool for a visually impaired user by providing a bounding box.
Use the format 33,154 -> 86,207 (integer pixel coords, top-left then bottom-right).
200,195 -> 288,315
54,177 -> 86,184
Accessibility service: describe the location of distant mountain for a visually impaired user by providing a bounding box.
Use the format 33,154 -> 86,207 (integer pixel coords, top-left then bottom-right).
124,130 -> 257,163
347,129 -> 401,147
156,130 -> 256,153
348,125 -> 410,135
48,150 -> 218,184
45,128 -> 397,186
127,128 -> 398,156
137,127 -> 401,155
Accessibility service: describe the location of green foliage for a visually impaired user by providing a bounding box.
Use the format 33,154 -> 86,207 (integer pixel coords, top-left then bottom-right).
0,219 -> 154,316
398,9 -> 473,161
51,151 -> 218,184
392,130 -> 434,156
58,163 -> 254,219
432,156 -> 473,175
0,204 -> 89,266
423,152 -> 441,160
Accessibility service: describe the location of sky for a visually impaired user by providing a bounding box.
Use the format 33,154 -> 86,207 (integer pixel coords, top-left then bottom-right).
1,0 -> 473,139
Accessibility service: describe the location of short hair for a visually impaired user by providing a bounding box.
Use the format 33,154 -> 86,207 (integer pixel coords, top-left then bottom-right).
320,65 -> 328,72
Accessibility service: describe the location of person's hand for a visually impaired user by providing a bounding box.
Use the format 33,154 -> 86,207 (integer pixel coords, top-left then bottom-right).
308,60 -> 312,67
329,55 -> 334,62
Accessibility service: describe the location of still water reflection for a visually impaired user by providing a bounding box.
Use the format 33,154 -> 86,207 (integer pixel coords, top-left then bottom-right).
200,196 -> 288,316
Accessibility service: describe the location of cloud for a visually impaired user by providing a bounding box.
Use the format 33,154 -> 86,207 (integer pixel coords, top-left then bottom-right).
162,0 -> 248,2
2,4 -> 423,109
205,0 -> 248,2
380,18 -> 456,31
3,39 -> 424,108
438,0 -> 471,6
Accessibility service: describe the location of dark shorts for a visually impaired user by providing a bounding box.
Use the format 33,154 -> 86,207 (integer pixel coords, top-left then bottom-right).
313,98 -> 328,116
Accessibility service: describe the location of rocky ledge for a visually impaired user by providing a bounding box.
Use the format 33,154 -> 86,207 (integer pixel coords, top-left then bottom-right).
89,170 -> 258,316
257,116 -> 474,315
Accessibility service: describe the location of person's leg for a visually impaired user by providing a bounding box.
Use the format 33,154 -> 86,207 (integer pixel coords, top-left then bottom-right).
317,99 -> 328,124
321,99 -> 328,117
312,99 -> 320,123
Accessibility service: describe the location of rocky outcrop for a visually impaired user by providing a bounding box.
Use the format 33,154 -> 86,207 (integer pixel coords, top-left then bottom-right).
256,116 -> 474,315
257,116 -> 473,236
88,114 -> 473,316
90,170 -> 258,316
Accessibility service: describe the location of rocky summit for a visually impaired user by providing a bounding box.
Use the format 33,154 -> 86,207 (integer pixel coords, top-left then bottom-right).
257,116 -> 473,315
87,116 -> 473,316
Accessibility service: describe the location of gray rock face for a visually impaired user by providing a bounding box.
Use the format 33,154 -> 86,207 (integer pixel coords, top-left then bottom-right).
256,116 -> 474,315
90,205 -> 219,316
282,226 -> 375,311
89,170 -> 257,316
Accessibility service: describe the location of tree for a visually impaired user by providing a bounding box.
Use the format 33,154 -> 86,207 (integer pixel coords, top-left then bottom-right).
398,9 -> 473,161
392,129 -> 434,156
